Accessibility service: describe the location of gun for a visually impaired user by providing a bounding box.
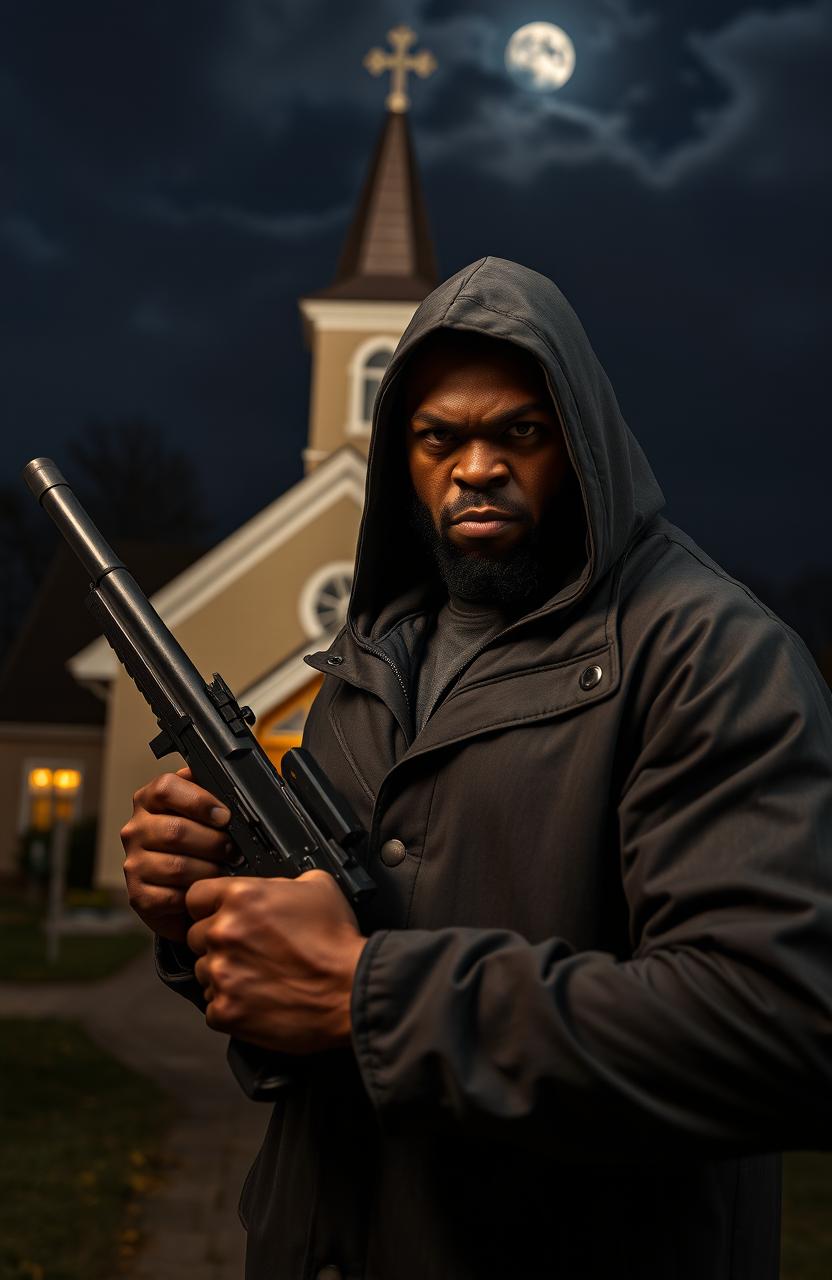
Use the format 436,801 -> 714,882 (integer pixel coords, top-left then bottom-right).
23,457 -> 375,1099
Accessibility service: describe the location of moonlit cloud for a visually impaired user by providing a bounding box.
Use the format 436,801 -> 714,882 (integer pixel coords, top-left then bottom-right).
414,0 -> 831,188
683,2 -> 832,183
586,0 -> 660,53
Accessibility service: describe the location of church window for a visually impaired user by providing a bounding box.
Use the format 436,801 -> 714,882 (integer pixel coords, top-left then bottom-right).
299,561 -> 355,638
362,347 -> 391,421
348,337 -> 396,436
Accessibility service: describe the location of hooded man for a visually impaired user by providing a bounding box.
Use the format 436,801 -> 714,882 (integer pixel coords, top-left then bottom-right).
122,257 -> 832,1280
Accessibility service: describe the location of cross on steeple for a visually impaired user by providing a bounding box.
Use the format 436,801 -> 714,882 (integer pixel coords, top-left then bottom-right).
363,25 -> 437,114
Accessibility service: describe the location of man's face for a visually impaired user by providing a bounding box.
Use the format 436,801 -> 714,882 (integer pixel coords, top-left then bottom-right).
403,332 -> 577,606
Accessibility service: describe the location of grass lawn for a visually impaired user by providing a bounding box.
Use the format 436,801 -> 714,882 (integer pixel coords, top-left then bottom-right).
0,1018 -> 173,1280
782,1152 -> 832,1278
0,893 -> 149,982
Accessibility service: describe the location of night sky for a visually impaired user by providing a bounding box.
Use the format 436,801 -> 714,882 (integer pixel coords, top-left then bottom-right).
2,0 -> 830,584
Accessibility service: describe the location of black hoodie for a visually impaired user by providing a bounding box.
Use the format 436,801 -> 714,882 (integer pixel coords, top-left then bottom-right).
349,255 -> 665,643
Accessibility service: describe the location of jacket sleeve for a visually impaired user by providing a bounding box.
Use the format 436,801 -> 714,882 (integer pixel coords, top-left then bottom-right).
349,593 -> 832,1159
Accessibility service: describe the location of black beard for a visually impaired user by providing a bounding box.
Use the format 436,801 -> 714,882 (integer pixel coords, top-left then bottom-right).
408,490 -> 579,608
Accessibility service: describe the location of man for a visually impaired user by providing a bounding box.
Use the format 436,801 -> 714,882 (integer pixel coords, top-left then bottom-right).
122,257 -> 832,1279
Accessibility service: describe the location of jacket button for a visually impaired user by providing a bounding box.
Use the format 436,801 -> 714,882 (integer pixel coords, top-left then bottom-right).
326,655 -> 343,666
380,838 -> 407,867
316,1268 -> 342,1280
579,664 -> 603,691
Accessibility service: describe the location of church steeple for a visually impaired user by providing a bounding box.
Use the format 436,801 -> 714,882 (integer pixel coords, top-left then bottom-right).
310,25 -> 437,302
315,108 -> 437,301
298,26 -> 439,473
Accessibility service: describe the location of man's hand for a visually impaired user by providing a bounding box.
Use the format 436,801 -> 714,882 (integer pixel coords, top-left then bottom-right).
186,871 -> 367,1055
121,768 -> 231,942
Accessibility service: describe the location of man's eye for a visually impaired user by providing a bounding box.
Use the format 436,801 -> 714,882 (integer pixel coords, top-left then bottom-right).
508,423 -> 540,438
422,429 -> 451,444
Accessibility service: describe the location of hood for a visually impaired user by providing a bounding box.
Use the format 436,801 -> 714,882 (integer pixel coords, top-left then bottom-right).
348,255 -> 665,645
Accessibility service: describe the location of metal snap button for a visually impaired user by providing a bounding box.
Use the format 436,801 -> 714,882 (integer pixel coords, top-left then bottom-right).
579,664 -> 603,691
326,655 -> 343,665
380,838 -> 407,867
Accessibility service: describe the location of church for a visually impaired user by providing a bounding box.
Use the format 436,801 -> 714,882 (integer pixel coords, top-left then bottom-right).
68,27 -> 439,890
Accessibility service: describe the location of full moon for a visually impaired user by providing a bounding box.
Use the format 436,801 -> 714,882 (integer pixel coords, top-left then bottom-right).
505,22 -> 576,92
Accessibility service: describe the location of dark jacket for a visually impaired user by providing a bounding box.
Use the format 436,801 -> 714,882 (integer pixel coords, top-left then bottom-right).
162,257 -> 832,1280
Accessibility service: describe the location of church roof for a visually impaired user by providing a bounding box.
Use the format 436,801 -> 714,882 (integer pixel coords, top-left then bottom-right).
309,110 -> 437,302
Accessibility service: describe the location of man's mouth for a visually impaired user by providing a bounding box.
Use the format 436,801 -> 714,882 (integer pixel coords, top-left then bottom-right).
451,508 -> 515,524
450,510 -> 518,539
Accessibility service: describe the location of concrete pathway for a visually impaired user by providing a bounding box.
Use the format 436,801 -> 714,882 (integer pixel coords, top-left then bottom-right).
0,938 -> 268,1279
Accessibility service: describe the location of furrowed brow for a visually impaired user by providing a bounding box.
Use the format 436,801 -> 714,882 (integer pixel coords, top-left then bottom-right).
410,401 -> 552,430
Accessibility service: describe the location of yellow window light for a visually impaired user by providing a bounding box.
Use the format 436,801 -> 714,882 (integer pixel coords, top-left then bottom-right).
54,797 -> 74,821
53,769 -> 81,792
31,796 -> 52,830
29,768 -> 53,790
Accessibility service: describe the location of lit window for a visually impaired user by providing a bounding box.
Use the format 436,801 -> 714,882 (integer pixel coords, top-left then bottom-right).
258,678 -> 324,775
23,762 -> 83,831
54,769 -> 81,792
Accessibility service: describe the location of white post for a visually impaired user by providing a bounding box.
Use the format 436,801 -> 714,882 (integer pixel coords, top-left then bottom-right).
46,818 -> 69,965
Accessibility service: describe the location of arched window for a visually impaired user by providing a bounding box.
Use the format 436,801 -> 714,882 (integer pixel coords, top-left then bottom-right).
348,338 -> 396,436
361,348 -> 391,422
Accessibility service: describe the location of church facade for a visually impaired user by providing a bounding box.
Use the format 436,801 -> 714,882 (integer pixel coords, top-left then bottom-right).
70,39 -> 439,888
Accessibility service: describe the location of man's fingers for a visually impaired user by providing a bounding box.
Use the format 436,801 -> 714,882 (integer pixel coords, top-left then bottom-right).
140,771 -> 230,828
124,884 -> 189,926
141,851 -> 226,888
136,813 -> 231,862
186,876 -> 229,923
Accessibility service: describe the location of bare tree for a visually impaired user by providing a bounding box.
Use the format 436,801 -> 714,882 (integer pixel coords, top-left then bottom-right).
68,419 -> 210,543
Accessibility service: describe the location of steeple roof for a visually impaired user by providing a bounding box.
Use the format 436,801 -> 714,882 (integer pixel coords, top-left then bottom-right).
311,110 -> 438,302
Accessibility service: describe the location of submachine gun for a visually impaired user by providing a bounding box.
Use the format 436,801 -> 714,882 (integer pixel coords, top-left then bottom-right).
22,457 -> 375,1100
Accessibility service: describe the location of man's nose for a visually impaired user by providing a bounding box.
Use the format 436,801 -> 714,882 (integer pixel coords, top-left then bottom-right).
451,439 -> 510,488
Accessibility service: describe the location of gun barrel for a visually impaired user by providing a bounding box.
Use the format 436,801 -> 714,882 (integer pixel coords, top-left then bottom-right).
22,456 -> 124,583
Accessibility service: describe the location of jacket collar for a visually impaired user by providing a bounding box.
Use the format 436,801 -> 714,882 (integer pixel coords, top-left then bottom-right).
303,552 -> 625,760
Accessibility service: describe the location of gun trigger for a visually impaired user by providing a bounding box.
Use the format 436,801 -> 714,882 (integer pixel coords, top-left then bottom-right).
149,729 -> 175,759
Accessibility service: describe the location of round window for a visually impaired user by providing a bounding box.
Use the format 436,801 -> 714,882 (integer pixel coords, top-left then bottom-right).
312,570 -> 353,634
